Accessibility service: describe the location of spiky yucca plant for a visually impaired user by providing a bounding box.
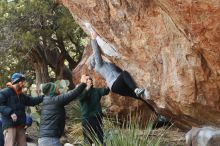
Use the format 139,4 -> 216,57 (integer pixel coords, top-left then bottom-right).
80,115 -> 168,146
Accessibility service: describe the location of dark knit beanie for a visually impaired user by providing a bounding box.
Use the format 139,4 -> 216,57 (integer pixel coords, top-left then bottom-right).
41,82 -> 57,96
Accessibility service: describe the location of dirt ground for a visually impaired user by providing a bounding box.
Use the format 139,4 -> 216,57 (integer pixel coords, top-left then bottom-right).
153,127 -> 186,146
27,122 -> 186,146
26,122 -> 39,144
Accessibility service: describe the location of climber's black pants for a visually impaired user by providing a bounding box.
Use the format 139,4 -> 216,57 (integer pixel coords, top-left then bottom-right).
111,71 -> 156,112
111,70 -> 138,99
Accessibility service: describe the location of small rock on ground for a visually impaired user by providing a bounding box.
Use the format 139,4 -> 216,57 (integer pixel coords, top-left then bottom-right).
27,142 -> 37,146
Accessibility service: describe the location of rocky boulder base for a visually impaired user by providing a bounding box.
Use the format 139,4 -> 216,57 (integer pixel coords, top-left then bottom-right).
58,0 -> 220,130
186,127 -> 220,146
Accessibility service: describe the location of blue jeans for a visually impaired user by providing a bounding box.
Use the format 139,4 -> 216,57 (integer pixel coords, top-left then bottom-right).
38,137 -> 62,146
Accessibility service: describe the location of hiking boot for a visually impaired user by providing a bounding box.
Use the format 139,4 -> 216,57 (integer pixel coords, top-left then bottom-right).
134,88 -> 145,97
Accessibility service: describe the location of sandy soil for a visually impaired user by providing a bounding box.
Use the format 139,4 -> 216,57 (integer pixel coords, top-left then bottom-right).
27,122 -> 186,146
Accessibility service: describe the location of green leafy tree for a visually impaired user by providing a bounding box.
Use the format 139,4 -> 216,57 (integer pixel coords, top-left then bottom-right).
0,0 -> 87,89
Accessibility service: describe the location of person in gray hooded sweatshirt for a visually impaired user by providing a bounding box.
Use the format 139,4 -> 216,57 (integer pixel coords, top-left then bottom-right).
88,31 -> 146,101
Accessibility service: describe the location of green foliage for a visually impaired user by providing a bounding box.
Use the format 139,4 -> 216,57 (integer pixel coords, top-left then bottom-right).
82,117 -> 165,146
0,51 -> 35,88
0,0 -> 87,88
30,108 -> 41,124
55,79 -> 70,94
67,111 -> 167,146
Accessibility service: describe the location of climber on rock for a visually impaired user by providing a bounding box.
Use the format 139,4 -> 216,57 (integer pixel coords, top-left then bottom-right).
85,24 -> 171,128
86,26 -> 149,103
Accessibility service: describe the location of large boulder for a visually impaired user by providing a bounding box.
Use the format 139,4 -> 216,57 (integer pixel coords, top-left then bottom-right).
58,0 -> 220,130
185,127 -> 220,146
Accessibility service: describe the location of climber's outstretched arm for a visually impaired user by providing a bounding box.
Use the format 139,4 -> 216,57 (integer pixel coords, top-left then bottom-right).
90,31 -> 103,66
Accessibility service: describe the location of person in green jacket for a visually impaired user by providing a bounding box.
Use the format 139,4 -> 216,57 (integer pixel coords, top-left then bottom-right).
78,75 -> 110,145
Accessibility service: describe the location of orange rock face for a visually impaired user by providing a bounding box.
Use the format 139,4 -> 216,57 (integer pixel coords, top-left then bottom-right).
59,0 -> 220,130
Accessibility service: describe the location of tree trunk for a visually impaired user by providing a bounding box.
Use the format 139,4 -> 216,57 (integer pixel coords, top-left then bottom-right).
34,62 -> 50,94
29,48 -> 50,95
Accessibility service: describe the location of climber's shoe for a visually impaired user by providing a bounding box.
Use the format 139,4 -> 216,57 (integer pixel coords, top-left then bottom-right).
134,88 -> 145,97
153,114 -> 172,128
